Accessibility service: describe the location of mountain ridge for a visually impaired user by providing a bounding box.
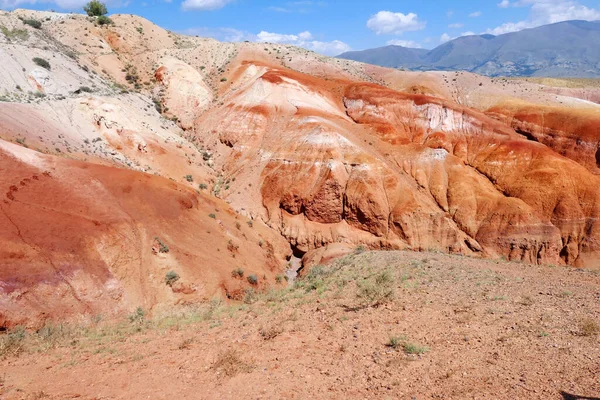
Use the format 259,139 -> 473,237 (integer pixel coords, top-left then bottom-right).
337,20 -> 600,77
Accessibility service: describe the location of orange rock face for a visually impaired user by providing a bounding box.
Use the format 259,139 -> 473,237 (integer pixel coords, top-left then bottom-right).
186,64 -> 600,268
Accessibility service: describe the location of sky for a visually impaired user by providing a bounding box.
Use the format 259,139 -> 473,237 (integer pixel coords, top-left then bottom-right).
2,0 -> 600,55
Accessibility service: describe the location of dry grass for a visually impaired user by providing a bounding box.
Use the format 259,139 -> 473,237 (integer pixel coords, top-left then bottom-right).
212,350 -> 254,377
578,319 -> 599,337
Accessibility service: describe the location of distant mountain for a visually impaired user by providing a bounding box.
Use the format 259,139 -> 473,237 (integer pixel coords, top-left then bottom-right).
337,20 -> 600,77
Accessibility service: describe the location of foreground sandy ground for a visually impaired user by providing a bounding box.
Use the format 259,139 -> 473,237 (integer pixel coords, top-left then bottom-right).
1,250 -> 599,399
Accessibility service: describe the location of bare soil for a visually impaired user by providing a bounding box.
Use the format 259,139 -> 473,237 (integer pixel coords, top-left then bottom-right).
1,250 -> 599,399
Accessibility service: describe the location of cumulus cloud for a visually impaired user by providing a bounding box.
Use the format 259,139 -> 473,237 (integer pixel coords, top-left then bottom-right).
486,0 -> 600,35
440,33 -> 452,43
366,11 -> 426,35
183,27 -> 349,56
498,0 -> 511,8
440,31 -> 477,43
469,11 -> 482,17
181,0 -> 233,11
386,39 -> 422,48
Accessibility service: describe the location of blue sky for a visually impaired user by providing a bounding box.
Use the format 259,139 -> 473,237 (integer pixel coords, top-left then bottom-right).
3,0 -> 600,54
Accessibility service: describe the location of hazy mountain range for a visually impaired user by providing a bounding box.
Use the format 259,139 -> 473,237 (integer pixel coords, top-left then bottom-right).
338,20 -> 600,77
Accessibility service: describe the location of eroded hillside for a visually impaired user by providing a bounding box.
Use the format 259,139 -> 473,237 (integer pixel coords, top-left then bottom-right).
1,9 -> 600,327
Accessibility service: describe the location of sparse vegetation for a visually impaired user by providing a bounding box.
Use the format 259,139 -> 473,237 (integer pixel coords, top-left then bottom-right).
356,270 -> 395,307
165,270 -> 180,286
231,268 -> 244,278
578,319 -> 599,337
212,350 -> 253,377
84,0 -> 108,17
96,16 -> 113,26
199,183 -> 208,190
22,19 -> 42,29
155,237 -> 169,253
209,213 -> 216,219
0,25 -> 29,41
32,57 -> 51,70
184,174 -> 193,182
403,342 -> 429,355
247,274 -> 258,285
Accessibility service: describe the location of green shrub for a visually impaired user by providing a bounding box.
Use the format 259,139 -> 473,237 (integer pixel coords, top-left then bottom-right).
84,0 -> 108,16
165,270 -> 180,286
155,237 -> 169,253
220,77 -> 227,82
23,19 -> 42,29
184,174 -> 193,182
247,274 -> 258,285
199,183 -> 208,190
32,57 -> 50,70
96,15 -> 113,26
209,213 -> 216,219
403,342 -> 428,355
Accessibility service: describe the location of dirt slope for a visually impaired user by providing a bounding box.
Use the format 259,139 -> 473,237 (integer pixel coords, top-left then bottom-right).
1,250 -> 598,399
0,139 -> 289,328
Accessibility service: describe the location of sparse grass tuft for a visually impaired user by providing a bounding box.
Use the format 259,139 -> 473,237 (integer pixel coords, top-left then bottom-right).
212,349 -> 253,377
247,274 -> 258,285
403,342 -> 429,355
578,319 -> 599,337
0,326 -> 26,357
357,270 -> 395,307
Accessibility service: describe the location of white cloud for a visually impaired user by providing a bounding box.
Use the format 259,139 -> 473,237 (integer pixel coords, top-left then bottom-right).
448,23 -> 464,28
366,11 -> 426,35
440,31 -> 479,43
184,27 -> 349,56
386,39 -> 422,48
498,0 -> 511,8
469,11 -> 482,17
181,0 -> 233,11
486,0 -> 600,35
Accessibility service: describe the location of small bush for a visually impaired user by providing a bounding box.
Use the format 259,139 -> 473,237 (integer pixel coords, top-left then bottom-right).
77,86 -> 93,93
246,220 -> 253,228
165,270 -> 180,286
247,274 -> 258,285
97,16 -> 113,25
32,57 -> 50,70
199,183 -> 208,190
209,213 -> 216,219
184,174 -> 193,182
220,77 -> 228,82
84,0 -> 108,16
155,237 -> 169,253
23,19 -> 42,29
231,268 -> 244,278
